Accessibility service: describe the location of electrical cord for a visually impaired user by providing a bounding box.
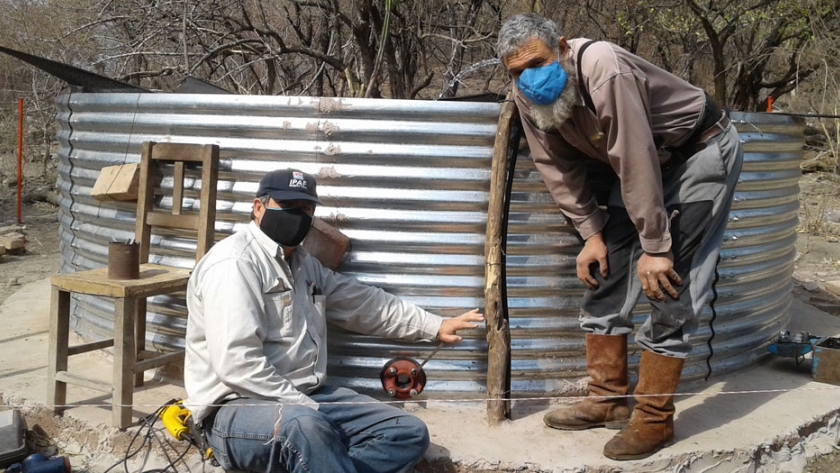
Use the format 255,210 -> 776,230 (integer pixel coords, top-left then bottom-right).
100,399 -> 201,473
101,405 -> 163,473
704,255 -> 722,381
500,110 -> 523,408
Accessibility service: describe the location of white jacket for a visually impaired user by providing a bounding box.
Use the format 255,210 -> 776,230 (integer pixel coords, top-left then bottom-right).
184,221 -> 443,422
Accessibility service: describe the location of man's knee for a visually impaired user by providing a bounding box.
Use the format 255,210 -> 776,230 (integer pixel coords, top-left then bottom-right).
397,415 -> 430,455
283,410 -> 336,440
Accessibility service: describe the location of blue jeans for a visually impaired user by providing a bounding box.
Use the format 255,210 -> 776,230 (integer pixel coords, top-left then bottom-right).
203,385 -> 430,473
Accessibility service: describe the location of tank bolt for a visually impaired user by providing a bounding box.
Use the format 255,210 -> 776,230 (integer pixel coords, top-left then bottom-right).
388,367 -> 397,376
388,389 -> 396,397
410,389 -> 418,397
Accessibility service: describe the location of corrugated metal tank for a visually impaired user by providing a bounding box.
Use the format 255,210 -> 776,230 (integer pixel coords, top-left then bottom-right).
55,93 -> 803,398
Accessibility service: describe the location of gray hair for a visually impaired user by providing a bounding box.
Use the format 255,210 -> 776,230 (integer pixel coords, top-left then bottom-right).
497,13 -> 562,58
250,195 -> 271,221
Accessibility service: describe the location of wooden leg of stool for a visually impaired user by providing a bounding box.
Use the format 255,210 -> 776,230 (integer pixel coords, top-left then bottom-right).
113,297 -> 136,430
135,298 -> 146,387
47,287 -> 70,415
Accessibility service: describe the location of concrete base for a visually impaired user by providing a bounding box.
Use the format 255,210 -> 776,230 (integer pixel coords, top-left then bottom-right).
2,277 -> 840,472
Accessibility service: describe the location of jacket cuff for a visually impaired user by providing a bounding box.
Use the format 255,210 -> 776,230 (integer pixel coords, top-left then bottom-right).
639,233 -> 672,254
423,313 -> 444,342
576,209 -> 609,241
297,393 -> 320,411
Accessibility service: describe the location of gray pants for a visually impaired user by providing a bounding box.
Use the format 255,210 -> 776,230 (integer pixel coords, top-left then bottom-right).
579,122 -> 744,357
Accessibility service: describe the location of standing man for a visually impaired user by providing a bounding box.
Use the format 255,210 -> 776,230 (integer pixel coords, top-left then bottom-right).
497,14 -> 743,460
184,168 -> 483,473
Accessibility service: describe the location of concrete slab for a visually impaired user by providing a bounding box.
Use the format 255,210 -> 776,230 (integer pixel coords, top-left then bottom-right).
2,277 -> 840,472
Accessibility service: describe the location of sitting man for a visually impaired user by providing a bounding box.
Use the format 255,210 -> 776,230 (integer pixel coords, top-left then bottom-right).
184,168 -> 483,473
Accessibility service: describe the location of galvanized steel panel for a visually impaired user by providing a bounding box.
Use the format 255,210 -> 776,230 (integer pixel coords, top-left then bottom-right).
56,94 -> 803,398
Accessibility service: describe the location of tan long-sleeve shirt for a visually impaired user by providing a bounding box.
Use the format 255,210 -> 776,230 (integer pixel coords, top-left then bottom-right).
515,39 -> 708,253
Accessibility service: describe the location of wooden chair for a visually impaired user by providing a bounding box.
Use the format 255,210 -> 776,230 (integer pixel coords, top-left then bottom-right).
47,142 -> 219,429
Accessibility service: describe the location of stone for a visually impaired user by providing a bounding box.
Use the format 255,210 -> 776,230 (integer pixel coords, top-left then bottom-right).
803,282 -> 821,293
0,225 -> 26,236
0,233 -> 25,252
825,281 -> 840,299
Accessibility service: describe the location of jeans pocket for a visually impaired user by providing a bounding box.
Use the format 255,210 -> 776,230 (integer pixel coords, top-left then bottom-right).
689,139 -> 726,181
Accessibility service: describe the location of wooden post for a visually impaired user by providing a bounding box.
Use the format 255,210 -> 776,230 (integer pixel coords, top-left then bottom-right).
17,98 -> 23,224
484,99 -> 517,425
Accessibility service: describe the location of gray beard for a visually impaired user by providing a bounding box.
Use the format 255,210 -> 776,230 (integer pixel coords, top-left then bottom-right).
530,78 -> 579,131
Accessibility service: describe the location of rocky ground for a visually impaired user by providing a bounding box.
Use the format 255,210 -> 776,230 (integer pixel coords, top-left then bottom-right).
1,164 -> 840,471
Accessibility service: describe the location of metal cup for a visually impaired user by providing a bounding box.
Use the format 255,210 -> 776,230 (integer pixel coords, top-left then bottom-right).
108,242 -> 140,279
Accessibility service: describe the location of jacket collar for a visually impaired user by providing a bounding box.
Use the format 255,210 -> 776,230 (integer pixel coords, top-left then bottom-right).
247,220 -> 284,260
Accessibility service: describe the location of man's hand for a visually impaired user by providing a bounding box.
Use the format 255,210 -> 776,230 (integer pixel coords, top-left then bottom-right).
577,232 -> 609,289
637,251 -> 682,302
437,309 -> 484,343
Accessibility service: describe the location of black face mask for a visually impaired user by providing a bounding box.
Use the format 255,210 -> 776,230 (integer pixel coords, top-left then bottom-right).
259,207 -> 313,247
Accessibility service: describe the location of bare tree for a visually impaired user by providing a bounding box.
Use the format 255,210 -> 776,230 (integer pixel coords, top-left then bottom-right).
67,0 -> 507,99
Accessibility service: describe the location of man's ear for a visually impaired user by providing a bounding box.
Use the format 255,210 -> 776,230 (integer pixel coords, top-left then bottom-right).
253,197 -> 265,223
558,36 -> 569,59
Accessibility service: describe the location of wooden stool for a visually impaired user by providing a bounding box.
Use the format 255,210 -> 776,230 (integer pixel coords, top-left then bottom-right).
48,264 -> 192,429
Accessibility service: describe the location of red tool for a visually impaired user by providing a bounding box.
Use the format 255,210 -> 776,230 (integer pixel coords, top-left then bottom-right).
379,343 -> 443,400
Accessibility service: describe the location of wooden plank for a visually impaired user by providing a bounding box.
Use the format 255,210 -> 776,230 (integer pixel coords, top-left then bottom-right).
134,298 -> 146,387
89,165 -> 121,202
68,339 -> 114,356
195,144 -> 219,261
0,233 -> 25,252
113,297 -> 136,429
484,99 -> 517,425
51,264 -> 190,298
54,371 -> 113,394
91,164 -> 141,201
146,212 -> 199,230
133,350 -> 184,373
137,142 -> 156,264
172,161 -> 185,215
150,143 -> 215,163
47,287 -> 70,414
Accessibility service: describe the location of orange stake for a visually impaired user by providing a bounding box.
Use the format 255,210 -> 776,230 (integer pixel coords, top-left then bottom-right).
766,96 -> 774,113
17,98 -> 23,224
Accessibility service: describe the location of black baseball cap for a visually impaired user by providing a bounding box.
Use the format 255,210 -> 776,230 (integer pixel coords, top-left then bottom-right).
256,169 -> 324,205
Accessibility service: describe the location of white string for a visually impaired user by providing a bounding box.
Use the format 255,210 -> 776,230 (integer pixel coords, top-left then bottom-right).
12,384 -> 840,412
262,404 -> 283,446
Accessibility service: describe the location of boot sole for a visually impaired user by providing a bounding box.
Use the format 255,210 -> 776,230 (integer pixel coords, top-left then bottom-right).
545,419 -> 629,431
603,439 -> 674,461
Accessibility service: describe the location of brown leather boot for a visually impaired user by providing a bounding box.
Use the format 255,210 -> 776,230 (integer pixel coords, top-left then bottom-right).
603,350 -> 685,460
544,334 -> 630,430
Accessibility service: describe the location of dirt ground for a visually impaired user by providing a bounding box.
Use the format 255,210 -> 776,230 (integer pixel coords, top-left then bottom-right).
1,166 -> 840,471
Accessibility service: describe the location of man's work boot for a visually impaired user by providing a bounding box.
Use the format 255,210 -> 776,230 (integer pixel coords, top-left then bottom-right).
603,350 -> 685,460
543,334 -> 630,430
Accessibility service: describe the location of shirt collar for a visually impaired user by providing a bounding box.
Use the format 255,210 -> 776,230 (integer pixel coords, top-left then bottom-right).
247,220 -> 285,260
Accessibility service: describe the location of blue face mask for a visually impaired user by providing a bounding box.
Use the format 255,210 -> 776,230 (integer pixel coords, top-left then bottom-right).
516,61 -> 568,106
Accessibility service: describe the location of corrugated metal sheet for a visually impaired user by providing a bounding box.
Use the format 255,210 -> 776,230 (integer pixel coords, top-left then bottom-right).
55,94 -> 803,398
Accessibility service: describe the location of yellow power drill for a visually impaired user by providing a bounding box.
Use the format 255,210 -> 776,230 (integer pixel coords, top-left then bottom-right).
159,401 -> 192,441
159,401 -> 215,461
